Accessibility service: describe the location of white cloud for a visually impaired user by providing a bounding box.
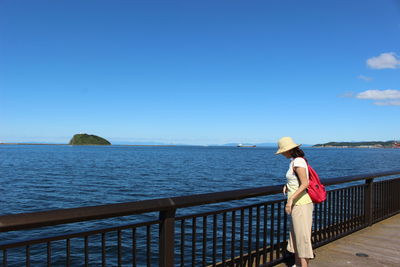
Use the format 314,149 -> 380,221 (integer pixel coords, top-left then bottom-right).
366,52 -> 400,69
356,89 -> 400,100
374,101 -> 400,106
357,75 -> 373,82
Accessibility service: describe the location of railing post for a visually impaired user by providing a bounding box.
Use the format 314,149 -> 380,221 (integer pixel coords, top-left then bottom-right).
365,178 -> 374,226
159,209 -> 176,267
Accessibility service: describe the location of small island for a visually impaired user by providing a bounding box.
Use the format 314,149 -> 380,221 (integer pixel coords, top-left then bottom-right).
313,141 -> 399,148
69,134 -> 111,145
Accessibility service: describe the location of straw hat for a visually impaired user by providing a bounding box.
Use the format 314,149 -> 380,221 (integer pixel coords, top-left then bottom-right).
275,137 -> 301,154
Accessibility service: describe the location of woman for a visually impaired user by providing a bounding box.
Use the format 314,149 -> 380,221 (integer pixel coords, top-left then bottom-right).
276,137 -> 314,267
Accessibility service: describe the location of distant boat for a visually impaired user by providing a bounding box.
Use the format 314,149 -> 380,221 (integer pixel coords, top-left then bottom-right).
393,141 -> 400,148
237,144 -> 256,148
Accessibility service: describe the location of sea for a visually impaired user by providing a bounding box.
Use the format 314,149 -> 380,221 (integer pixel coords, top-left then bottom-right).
0,145 -> 399,266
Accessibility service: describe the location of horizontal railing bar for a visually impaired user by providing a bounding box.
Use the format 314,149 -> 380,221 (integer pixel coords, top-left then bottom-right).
322,171 -> 400,186
0,185 -> 281,232
175,198 -> 286,221
1,170 -> 399,232
327,183 -> 366,192
0,219 -> 161,250
0,196 -> 295,251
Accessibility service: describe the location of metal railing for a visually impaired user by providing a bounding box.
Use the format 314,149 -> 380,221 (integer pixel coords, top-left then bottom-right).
1,170 -> 400,266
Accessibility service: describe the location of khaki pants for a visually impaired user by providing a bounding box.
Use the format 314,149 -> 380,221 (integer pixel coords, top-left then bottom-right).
287,202 -> 314,259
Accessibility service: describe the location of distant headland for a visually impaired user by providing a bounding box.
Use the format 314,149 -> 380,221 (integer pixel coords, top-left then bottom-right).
69,134 -> 111,145
313,141 -> 399,148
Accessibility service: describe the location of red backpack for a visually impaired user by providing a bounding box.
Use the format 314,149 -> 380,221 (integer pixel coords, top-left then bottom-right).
297,157 -> 326,203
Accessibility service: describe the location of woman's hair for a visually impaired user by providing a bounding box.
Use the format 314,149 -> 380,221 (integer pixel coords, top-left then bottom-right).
289,147 -> 305,158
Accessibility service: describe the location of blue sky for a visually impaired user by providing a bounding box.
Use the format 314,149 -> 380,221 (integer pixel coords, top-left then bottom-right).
1,0 -> 399,145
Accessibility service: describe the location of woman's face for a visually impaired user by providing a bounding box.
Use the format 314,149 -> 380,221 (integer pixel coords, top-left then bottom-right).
282,151 -> 292,159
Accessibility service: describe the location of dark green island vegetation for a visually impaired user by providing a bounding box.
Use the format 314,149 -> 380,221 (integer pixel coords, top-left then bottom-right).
313,141 -> 398,148
69,134 -> 111,145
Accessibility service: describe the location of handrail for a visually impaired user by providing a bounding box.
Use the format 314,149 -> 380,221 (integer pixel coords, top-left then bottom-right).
1,169 -> 399,232
322,169 -> 400,186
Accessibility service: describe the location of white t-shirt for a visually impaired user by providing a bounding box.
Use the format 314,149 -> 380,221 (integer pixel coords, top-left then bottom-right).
286,157 -> 312,205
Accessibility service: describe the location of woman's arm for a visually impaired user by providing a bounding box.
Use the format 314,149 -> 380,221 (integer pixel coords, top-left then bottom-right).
285,166 -> 309,214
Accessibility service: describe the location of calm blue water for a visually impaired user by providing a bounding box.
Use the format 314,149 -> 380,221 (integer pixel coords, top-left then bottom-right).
0,145 -> 399,266
1,145 -> 399,215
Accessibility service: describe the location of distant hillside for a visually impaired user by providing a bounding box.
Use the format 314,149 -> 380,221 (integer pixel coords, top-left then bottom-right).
313,141 -> 395,148
221,142 -> 274,147
112,141 -> 174,146
69,134 -> 111,145
221,142 -> 311,147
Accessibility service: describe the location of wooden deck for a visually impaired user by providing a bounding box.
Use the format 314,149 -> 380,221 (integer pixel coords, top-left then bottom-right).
276,213 -> 400,267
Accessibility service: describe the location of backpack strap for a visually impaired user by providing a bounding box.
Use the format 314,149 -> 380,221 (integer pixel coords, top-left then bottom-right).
293,157 -> 309,186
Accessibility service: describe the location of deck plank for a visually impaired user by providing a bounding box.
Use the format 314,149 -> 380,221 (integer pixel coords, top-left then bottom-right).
276,213 -> 400,267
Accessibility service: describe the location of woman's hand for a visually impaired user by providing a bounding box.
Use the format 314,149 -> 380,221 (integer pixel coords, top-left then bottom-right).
282,185 -> 287,196
285,199 -> 293,215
